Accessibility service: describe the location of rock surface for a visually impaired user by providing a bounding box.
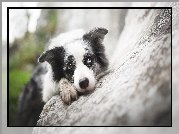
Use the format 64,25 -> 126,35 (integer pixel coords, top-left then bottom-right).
32,2 -> 179,134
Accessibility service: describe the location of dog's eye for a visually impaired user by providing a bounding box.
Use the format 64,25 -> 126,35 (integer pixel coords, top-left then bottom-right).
84,57 -> 93,67
87,58 -> 92,66
67,62 -> 74,70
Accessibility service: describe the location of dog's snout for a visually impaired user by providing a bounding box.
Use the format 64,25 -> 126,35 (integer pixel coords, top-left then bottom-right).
79,77 -> 89,89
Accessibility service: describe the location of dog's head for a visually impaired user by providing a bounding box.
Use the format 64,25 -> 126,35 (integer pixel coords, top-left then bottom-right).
38,27 -> 108,92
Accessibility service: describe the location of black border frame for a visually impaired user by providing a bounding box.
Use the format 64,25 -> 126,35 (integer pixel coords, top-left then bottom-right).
7,6 -> 172,127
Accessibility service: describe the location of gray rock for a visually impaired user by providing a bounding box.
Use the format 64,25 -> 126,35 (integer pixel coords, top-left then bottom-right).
33,2 -> 179,134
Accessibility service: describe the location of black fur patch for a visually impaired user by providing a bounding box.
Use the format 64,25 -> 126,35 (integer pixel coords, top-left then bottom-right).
38,47 -> 65,82
63,55 -> 76,83
83,27 -> 109,74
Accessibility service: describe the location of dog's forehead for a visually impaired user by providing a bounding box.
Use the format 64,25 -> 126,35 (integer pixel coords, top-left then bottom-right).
65,39 -> 88,61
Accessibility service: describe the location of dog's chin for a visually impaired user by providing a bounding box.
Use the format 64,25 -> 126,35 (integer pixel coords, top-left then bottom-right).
75,85 -> 95,93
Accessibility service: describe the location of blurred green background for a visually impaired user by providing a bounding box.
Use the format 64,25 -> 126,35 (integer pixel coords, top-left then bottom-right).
9,9 -> 58,126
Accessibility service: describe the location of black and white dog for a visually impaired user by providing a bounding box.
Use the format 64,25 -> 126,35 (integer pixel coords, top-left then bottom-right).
18,27 -> 109,126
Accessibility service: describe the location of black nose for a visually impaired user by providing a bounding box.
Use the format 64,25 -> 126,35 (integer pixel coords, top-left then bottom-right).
79,77 -> 89,89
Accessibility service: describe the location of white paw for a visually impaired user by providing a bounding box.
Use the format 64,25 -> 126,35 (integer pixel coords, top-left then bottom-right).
59,78 -> 78,105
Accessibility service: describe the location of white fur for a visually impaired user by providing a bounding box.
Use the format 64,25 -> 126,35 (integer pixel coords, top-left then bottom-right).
48,29 -> 85,49
66,40 -> 86,62
42,65 -> 57,102
42,29 -> 96,102
74,63 -> 96,92
66,40 -> 95,92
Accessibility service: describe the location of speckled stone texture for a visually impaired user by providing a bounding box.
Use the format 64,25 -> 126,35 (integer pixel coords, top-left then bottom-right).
32,2 -> 178,133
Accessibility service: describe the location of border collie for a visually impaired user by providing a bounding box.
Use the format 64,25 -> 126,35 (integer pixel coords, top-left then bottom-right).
18,27 -> 109,125
38,27 -> 109,104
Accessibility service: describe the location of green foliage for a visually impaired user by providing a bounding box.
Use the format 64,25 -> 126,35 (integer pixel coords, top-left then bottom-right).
9,9 -> 59,71
9,70 -> 31,126
9,32 -> 44,126
47,9 -> 58,35
9,33 -> 44,70
9,70 -> 31,98
9,9 -> 59,126
36,9 -> 58,41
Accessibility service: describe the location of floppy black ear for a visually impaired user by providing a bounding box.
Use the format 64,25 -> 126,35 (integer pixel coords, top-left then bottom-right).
38,47 -> 65,64
38,47 -> 65,82
38,51 -> 48,63
83,27 -> 108,44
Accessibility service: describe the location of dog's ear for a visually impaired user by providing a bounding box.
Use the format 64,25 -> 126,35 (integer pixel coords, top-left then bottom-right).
38,47 -> 65,82
83,27 -> 108,44
38,47 -> 64,64
38,51 -> 48,63
38,50 -> 54,63
83,27 -> 109,72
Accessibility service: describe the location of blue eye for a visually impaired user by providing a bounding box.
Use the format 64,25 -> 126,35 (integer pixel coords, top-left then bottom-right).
86,58 -> 92,67
84,56 -> 93,67
83,53 -> 95,68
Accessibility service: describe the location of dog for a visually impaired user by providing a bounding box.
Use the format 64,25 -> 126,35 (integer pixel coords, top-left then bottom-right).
18,27 -> 109,126
38,27 -> 109,104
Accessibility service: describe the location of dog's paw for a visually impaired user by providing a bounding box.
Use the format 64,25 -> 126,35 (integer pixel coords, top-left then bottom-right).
59,78 -> 78,105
